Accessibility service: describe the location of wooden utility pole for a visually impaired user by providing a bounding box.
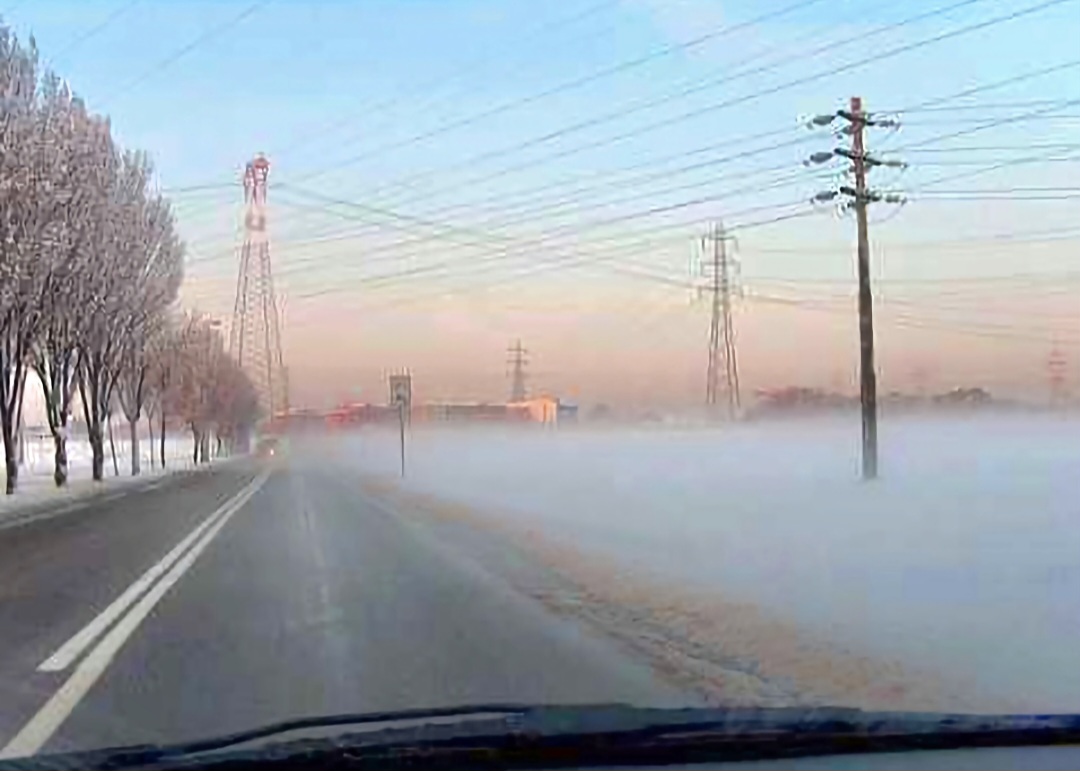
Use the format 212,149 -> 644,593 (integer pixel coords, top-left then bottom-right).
850,96 -> 878,480
808,97 -> 904,480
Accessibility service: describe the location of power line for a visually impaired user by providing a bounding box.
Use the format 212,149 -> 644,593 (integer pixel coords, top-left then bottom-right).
173,53 -> 1080,229
283,0 -> 831,186
181,53 -> 1080,252
262,173 -> 815,288
223,0 -> 1077,262
274,0 -> 624,160
178,199 -> 814,306
180,152 -> 819,275
887,58 -> 1080,114
905,142 -> 1080,153
893,99 -> 1080,112
915,192 -> 1080,201
188,125 -> 815,251
299,0 -> 1001,208
266,58 -> 1080,241
291,0 -> 880,194
746,293 -> 1078,344
331,0 -> 1070,213
189,99 -> 1077,275
264,160 -> 817,267
289,206 -> 819,305
262,116 -> 1078,303
102,0 -> 268,104
50,0 -> 142,63
183,116 -> 1074,304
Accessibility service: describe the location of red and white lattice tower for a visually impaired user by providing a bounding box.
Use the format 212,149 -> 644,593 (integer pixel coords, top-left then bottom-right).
229,154 -> 287,420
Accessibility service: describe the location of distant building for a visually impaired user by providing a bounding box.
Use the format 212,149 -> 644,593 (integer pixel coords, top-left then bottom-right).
415,402 -> 529,423
325,393 -> 571,427
509,395 -> 560,425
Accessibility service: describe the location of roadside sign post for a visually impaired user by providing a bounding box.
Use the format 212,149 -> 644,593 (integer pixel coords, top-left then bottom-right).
398,403 -> 405,478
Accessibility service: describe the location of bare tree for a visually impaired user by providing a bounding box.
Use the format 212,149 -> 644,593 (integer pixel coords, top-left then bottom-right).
0,33 -> 78,493
77,153 -> 183,481
209,351 -> 259,456
32,81 -> 113,486
172,315 -> 219,463
147,319 -> 182,469
117,316 -> 172,476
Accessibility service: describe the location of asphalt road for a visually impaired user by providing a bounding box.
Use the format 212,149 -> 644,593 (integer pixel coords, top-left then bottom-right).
0,454 -> 692,759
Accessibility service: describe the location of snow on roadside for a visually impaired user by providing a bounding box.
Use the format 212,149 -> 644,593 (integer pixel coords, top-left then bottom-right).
0,435 -> 207,524
340,415 -> 1080,713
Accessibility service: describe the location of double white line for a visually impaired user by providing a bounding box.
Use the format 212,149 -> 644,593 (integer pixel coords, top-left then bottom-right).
0,471 -> 271,759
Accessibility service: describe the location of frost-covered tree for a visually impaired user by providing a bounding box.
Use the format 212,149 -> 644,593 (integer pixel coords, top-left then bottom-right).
142,317 -> 179,470
77,153 -> 183,481
0,20 -> 202,490
31,79 -> 113,486
169,315 -> 258,463
171,314 -> 221,463
0,30 -> 78,493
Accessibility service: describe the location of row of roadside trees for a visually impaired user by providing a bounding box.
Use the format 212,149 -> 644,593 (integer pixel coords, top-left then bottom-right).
1,27 -> 259,493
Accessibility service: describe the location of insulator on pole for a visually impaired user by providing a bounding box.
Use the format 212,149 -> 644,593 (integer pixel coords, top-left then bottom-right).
805,150 -> 837,166
806,113 -> 839,128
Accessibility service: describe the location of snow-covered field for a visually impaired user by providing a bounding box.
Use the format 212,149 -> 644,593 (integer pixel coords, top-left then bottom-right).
20,434 -> 195,480
341,415 -> 1080,712
0,434 -> 202,515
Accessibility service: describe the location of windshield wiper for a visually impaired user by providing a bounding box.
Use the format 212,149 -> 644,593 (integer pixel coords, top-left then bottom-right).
4,705 -> 1080,770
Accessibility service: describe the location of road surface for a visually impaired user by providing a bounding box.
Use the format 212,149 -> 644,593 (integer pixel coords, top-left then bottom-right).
0,455 -> 692,759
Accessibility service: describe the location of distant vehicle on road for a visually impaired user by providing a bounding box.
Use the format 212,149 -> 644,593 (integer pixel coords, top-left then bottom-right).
254,436 -> 280,459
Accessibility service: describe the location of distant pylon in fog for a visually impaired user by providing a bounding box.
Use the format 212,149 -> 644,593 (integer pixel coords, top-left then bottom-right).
507,340 -> 528,402
229,154 -> 287,419
1047,346 -> 1068,406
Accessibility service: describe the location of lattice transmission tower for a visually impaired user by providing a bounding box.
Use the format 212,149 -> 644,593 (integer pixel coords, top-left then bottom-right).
701,222 -> 740,418
229,154 -> 287,420
507,339 -> 528,402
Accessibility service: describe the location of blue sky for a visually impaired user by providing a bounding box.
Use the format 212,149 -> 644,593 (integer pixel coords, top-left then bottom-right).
4,0 -> 1079,406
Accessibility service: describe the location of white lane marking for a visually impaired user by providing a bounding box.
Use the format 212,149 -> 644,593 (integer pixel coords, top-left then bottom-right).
53,502 -> 89,515
38,473 -> 265,673
1,471 -> 270,760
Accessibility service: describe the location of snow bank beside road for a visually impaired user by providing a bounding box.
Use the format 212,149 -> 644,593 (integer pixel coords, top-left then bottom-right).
0,434 -> 213,528
342,416 -> 1080,712
20,434 -> 194,480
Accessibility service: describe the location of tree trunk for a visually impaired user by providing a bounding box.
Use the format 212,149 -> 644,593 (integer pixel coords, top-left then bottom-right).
107,415 -> 119,477
200,432 -> 210,464
129,418 -> 140,476
90,426 -> 105,482
192,427 -> 200,464
147,412 -> 155,469
160,411 -> 167,469
3,423 -> 16,495
53,433 -> 68,487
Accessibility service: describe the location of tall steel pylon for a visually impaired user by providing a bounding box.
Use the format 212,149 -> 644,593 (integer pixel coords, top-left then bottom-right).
701,222 -> 740,418
229,154 -> 287,420
507,339 -> 528,402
